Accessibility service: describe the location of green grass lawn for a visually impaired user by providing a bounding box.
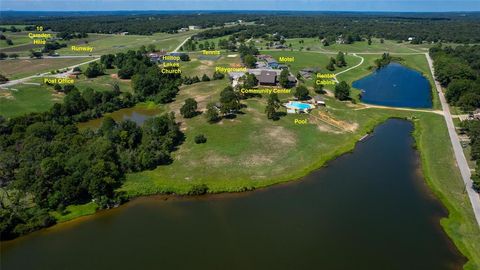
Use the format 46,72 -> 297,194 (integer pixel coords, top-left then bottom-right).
0,57 -> 97,80
50,202 -> 99,223
0,69 -> 131,119
180,52 -> 242,77
261,50 -> 362,75
56,31 -> 196,55
0,78 -> 59,118
0,32 -> 32,49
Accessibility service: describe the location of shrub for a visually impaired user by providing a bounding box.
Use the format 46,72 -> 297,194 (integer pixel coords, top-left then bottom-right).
194,134 -> 207,144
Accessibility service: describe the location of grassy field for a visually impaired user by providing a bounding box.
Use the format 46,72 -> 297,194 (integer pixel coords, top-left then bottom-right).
283,37 -> 424,54
0,69 -> 131,118
180,52 -> 242,77
0,57 -> 96,79
261,50 -> 362,75
56,31 -> 196,55
0,32 -> 32,49
0,78 -> 60,118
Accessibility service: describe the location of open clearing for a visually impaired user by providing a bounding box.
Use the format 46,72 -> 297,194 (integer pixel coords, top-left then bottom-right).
0,57 -> 97,80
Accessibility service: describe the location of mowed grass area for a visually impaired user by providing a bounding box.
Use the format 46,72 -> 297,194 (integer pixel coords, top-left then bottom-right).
0,69 -> 131,118
285,37 -> 423,54
56,31 -> 196,56
0,78 -> 60,118
0,57 -> 97,79
261,50 -> 362,75
180,53 -> 242,77
0,32 -> 32,49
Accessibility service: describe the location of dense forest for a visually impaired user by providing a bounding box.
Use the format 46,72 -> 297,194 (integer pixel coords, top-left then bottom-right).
1,12 -> 480,42
430,45 -> 480,192
0,50 -> 186,240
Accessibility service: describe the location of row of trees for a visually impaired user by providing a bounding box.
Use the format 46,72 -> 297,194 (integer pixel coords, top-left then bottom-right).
430,45 -> 480,111
431,45 -> 480,192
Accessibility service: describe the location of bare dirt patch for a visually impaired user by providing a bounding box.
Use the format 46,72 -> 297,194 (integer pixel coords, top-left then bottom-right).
0,91 -> 15,100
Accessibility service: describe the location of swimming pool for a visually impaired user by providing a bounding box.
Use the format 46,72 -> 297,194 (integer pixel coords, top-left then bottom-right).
285,101 -> 314,113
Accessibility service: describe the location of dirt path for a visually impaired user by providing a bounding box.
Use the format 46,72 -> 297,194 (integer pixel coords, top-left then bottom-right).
334,53 -> 364,82
355,103 -> 444,115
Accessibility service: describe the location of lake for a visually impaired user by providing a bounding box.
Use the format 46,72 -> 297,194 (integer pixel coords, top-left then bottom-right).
0,119 -> 464,270
77,104 -> 162,129
353,63 -> 432,108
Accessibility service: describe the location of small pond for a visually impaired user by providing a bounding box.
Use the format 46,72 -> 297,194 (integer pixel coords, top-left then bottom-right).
353,63 -> 432,108
77,105 -> 162,129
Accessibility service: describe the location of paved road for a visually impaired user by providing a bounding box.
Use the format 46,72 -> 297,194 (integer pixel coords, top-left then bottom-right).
334,53 -> 364,82
425,53 -> 480,227
0,57 -> 99,88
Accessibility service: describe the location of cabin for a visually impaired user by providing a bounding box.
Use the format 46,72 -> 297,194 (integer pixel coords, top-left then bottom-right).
189,25 -> 201,30
313,95 -> 326,106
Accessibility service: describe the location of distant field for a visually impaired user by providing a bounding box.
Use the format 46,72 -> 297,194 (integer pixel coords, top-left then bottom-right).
56,31 -> 196,55
0,57 -> 96,79
0,32 -> 32,49
281,38 -> 423,54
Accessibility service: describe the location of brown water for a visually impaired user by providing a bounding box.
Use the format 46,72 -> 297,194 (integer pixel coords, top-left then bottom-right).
0,119 -> 465,270
77,104 -> 162,129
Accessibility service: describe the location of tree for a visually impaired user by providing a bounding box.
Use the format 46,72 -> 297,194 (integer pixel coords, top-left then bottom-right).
313,81 -> 325,94
0,52 -> 8,59
6,39 -> 13,46
279,69 -> 290,88
180,53 -> 190,61
205,102 -> 220,123
326,57 -> 336,71
368,37 -> 372,45
85,62 -> 104,78
380,38 -> 385,44
336,51 -> 347,67
112,82 -> 121,95
244,54 -> 257,68
294,85 -> 310,100
0,74 -> 8,83
265,93 -> 281,120
180,98 -> 198,118
9,53 -> 18,59
212,71 -> 225,80
100,54 -> 115,69
201,74 -> 210,82
147,44 -> 156,52
194,134 -> 207,144
219,86 -> 240,114
243,73 -> 258,89
29,50 -> 43,59
335,81 -> 351,100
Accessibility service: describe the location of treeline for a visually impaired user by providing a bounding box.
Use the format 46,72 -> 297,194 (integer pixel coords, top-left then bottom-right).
430,45 -> 480,111
431,44 -> 480,192
0,50 -> 185,240
0,14 -> 260,35
2,13 -> 479,42
194,14 -> 480,43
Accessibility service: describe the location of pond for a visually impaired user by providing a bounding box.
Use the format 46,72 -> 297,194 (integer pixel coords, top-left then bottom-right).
353,63 -> 432,108
77,104 -> 162,129
0,119 -> 464,270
